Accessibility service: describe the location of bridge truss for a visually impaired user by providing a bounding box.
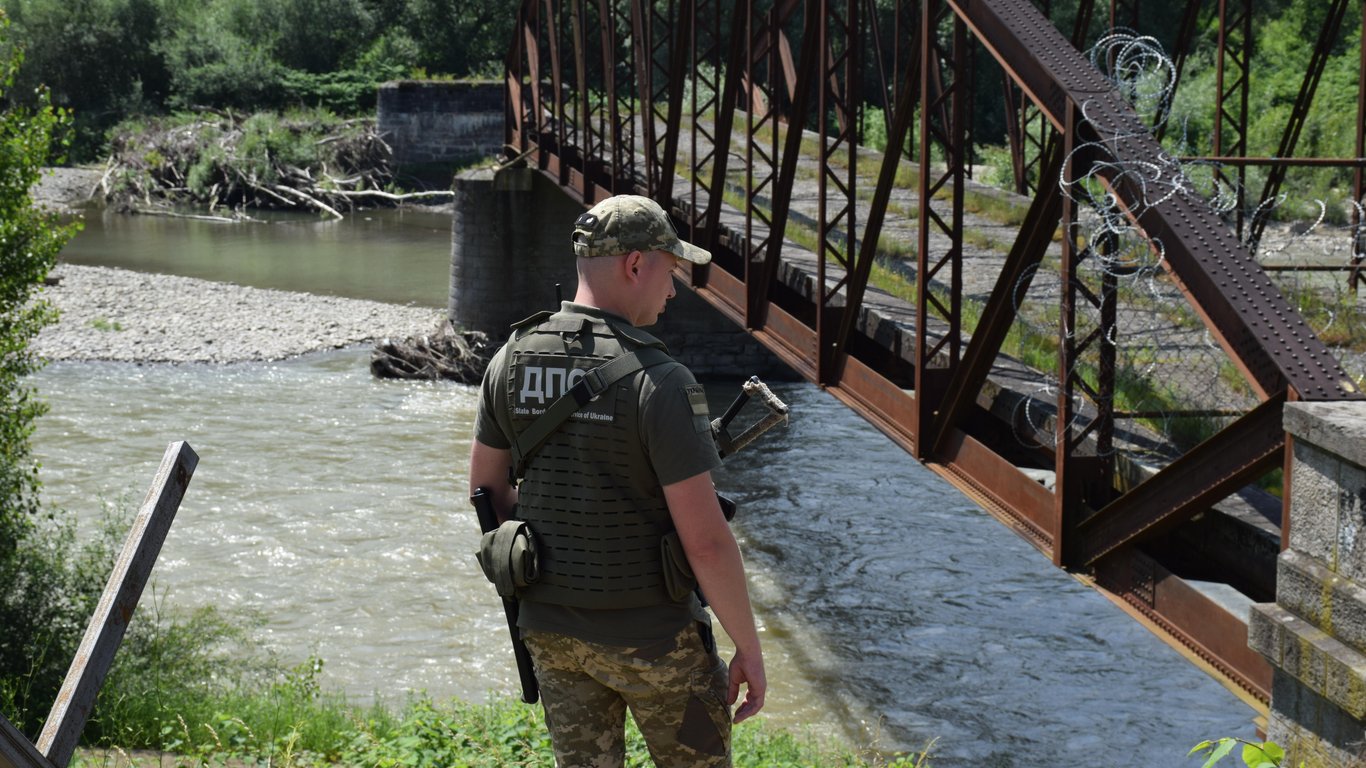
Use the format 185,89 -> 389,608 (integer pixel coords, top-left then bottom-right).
502,0 -> 1366,705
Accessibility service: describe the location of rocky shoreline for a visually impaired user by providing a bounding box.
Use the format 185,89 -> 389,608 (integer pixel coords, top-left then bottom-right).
28,166 -> 452,365
33,264 -> 446,364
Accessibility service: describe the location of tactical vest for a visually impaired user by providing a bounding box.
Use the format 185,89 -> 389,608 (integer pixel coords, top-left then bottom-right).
502,309 -> 680,610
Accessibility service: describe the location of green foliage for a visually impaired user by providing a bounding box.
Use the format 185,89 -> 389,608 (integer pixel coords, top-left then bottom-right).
278,68 -> 394,114
1161,1 -> 1364,211
2,0 -> 168,158
1190,737 -> 1288,768
0,10 -> 78,550
0,503 -> 236,741
0,0 -> 518,157
402,0 -> 516,80
0,513 -> 99,735
158,15 -> 286,111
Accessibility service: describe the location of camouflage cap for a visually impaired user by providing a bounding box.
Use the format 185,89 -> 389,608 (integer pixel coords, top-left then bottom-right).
571,195 -> 712,264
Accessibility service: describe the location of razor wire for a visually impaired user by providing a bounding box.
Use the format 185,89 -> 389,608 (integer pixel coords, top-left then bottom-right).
1007,31 -> 1365,465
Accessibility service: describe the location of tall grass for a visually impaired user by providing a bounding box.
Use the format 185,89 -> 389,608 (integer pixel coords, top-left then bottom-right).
7,505 -> 931,768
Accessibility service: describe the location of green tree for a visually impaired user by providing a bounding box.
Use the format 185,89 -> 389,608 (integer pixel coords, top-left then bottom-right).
405,0 -> 516,78
0,10 -> 74,538
2,0 -> 170,158
0,8 -> 82,732
158,5 -> 286,110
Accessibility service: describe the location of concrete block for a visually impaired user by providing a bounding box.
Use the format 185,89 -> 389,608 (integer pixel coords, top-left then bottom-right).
1267,670 -> 1366,767
1291,441 -> 1346,568
1282,551 -> 1366,658
1249,604 -> 1280,658
1285,402 -> 1366,470
1251,603 -> 1366,719
1339,460 -> 1366,585
378,80 -> 504,167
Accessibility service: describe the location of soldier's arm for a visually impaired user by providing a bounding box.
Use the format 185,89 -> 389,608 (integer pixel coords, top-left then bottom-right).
469,440 -> 518,523
664,470 -> 766,723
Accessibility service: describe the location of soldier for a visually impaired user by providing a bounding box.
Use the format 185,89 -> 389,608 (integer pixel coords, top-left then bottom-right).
469,194 -> 765,767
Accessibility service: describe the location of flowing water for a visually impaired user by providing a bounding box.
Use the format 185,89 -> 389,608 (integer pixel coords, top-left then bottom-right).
28,210 -> 1257,766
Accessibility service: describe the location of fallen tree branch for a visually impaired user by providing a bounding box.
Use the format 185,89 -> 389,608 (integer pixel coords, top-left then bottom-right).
125,206 -> 242,223
272,184 -> 345,220
329,189 -> 456,202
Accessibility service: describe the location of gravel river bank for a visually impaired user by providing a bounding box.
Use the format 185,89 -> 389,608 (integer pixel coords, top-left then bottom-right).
33,263 -> 446,363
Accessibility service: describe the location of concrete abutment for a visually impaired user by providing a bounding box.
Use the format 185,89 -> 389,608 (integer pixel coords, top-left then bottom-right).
1250,401 -> 1366,764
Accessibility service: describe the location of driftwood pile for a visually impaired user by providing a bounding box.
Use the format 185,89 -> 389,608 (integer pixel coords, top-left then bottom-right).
101,112 -> 452,220
371,319 -> 491,382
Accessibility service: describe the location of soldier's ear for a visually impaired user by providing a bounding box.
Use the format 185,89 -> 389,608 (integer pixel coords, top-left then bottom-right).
624,250 -> 644,279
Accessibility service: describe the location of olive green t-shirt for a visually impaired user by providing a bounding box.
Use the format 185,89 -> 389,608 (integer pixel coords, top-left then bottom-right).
473,303 -> 721,645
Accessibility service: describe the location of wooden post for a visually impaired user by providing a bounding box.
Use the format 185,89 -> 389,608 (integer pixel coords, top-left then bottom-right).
33,441 -> 199,768
0,713 -> 57,768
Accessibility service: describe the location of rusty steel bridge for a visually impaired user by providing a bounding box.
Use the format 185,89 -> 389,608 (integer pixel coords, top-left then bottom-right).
498,0 -> 1366,708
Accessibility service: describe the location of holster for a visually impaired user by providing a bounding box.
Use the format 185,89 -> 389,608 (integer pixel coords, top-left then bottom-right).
477,520 -> 539,597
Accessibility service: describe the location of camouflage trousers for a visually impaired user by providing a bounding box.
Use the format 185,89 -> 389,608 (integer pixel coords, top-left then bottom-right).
522,623 -> 732,768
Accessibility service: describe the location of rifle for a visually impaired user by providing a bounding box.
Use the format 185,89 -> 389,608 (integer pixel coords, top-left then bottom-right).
470,487 -> 539,704
712,376 -> 790,460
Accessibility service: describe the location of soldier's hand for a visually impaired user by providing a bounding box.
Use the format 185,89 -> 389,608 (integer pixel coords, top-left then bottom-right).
728,648 -> 766,723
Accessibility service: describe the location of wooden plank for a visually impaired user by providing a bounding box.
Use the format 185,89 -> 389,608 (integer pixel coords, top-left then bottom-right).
36,442 -> 198,768
0,712 -> 57,768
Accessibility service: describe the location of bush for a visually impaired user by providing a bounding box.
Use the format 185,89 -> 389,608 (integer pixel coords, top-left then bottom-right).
0,10 -> 78,545
1,10 -> 89,737
160,25 -> 286,111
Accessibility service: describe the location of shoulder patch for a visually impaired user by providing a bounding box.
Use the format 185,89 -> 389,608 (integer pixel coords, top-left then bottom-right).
684,383 -> 711,433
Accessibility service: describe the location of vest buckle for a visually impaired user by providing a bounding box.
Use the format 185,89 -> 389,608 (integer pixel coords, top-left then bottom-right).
570,366 -> 608,405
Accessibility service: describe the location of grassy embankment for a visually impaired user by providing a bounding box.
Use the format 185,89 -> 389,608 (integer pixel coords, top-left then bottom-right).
5,504 -> 932,768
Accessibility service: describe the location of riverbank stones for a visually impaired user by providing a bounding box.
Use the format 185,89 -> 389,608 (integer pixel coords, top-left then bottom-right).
33,264 -> 445,363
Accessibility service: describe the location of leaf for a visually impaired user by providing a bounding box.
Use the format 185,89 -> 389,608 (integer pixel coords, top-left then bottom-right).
1241,739 -> 1285,767
1201,738 -> 1237,768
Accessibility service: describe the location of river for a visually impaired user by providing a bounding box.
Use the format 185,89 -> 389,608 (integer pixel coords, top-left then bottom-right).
29,209 -> 1257,766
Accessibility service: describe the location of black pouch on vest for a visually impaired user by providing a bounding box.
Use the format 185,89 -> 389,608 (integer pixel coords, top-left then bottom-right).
477,520 -> 539,597
659,531 -> 697,602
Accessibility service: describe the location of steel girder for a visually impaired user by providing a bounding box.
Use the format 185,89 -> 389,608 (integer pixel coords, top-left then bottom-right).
1053,102 -> 1119,567
912,0 -> 965,454
815,0 -> 861,384
1001,0 -> 1092,196
1213,0 -> 1251,239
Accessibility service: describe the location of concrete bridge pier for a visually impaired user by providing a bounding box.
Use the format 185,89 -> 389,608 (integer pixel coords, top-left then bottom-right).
1250,402 -> 1366,764
449,168 -> 791,380
449,166 -> 579,335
